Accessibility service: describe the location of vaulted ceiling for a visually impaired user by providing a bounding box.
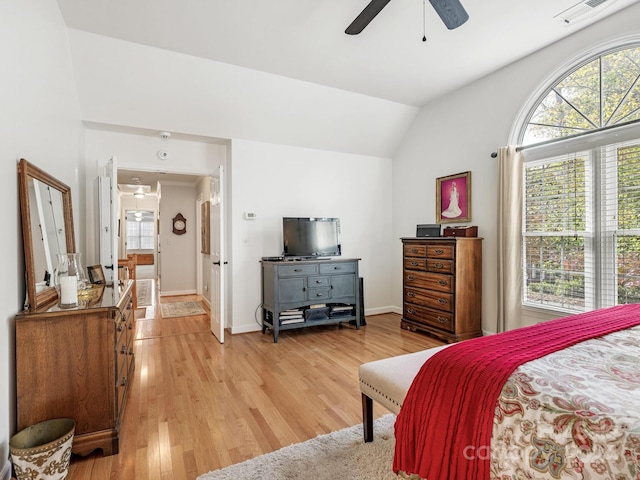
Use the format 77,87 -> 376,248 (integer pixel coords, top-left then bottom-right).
57,0 -> 639,107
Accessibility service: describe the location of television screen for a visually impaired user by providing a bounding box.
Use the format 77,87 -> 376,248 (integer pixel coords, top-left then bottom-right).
282,217 -> 341,258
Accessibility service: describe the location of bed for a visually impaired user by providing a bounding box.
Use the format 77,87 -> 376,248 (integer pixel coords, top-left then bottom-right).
377,304 -> 640,480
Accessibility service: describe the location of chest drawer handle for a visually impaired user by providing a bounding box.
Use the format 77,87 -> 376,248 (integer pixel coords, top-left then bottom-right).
434,263 -> 444,269
129,347 -> 134,355
315,280 -> 322,284
333,266 -> 342,270
407,275 -> 416,281
438,298 -> 448,305
437,316 -> 448,324
316,292 -> 324,297
410,261 -> 419,266
407,291 -> 415,298
117,323 -> 124,332
407,308 -> 416,314
434,249 -> 444,255
411,248 -> 419,253
438,280 -> 448,286
120,345 -> 127,354
120,377 -> 128,387
294,268 -> 302,272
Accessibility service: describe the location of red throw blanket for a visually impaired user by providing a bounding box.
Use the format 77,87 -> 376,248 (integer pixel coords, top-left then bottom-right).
393,304 -> 640,480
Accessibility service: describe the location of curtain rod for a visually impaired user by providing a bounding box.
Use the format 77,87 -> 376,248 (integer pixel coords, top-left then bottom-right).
490,119 -> 640,158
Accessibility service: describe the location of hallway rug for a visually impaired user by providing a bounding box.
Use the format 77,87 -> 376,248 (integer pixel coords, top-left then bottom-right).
196,414 -> 397,480
136,279 -> 153,307
160,301 -> 207,318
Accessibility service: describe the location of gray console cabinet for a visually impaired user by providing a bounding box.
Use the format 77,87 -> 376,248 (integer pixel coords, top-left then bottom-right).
261,258 -> 361,342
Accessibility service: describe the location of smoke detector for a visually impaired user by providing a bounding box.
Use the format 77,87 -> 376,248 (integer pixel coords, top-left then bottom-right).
159,131 -> 171,140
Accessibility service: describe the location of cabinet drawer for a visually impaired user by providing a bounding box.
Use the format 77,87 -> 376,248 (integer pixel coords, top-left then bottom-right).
308,288 -> 331,300
427,259 -> 454,274
319,262 -> 356,274
405,287 -> 453,313
404,258 -> 427,271
403,244 -> 427,257
308,276 -> 330,288
404,303 -> 454,332
277,264 -> 318,276
404,270 -> 453,293
426,244 -> 454,259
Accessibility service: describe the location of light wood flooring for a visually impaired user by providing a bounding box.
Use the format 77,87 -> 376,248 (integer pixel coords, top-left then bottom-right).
65,281 -> 444,479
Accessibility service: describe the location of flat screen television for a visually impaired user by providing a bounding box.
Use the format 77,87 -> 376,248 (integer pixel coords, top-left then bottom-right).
282,217 -> 341,258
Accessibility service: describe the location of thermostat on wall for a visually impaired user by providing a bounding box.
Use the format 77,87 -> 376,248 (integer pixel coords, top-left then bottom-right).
244,212 -> 257,220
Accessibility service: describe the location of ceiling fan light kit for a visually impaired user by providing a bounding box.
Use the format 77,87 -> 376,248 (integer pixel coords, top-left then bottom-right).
346,0 -> 468,35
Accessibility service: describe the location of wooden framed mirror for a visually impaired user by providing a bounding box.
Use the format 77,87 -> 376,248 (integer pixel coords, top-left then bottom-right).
18,158 -> 76,310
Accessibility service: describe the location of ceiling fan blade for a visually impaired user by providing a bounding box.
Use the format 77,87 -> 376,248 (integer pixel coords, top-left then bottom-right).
345,0 -> 392,35
429,0 -> 469,29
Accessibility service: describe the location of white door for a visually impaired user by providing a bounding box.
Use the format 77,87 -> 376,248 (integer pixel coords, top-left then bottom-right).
98,157 -> 118,283
210,166 -> 225,343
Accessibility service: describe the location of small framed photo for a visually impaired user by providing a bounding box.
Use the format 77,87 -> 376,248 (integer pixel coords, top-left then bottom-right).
436,171 -> 471,224
87,265 -> 106,285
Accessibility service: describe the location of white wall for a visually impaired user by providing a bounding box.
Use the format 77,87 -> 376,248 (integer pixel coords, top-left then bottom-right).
66,30 -> 418,159
392,2 -> 640,334
159,185 -> 198,295
0,0 -> 83,478
229,139 -> 394,334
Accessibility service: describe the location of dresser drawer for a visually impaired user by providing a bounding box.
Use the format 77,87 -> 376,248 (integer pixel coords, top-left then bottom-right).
404,257 -> 427,271
404,244 -> 427,257
319,262 -> 356,274
404,270 -> 453,293
308,276 -> 330,288
405,287 -> 454,313
278,264 -> 319,276
404,303 -> 454,332
308,288 -> 331,300
426,244 -> 454,260
427,259 -> 454,274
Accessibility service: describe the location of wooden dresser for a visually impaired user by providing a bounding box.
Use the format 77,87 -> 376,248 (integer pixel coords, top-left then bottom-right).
15,280 -> 135,456
401,237 -> 482,343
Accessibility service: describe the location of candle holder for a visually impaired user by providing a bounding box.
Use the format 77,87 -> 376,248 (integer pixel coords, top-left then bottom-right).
54,253 -> 86,308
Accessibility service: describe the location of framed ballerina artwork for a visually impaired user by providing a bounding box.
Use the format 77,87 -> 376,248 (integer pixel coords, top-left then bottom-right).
436,171 -> 471,223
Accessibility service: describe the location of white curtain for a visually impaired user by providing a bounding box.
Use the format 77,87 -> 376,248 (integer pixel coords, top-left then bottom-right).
497,146 -> 524,332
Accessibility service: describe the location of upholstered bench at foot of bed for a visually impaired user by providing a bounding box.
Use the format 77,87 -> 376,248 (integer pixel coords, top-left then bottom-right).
358,344 -> 449,442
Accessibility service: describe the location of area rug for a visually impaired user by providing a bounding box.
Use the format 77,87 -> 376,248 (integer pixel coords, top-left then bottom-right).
160,301 -> 206,318
196,414 -> 397,480
136,279 -> 153,307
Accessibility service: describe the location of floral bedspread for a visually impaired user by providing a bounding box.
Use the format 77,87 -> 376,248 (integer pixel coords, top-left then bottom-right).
491,324 -> 640,480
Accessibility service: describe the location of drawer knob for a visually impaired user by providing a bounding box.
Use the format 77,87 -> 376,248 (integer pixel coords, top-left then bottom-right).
128,322 -> 133,330
407,275 -> 416,281
434,249 -> 444,255
410,262 -> 418,266
411,248 -> 418,253
407,308 -> 416,314
438,280 -> 447,286
129,348 -> 134,355
316,293 -> 323,297
438,298 -> 448,305
117,323 -> 124,332
407,291 -> 415,298
435,263 -> 444,269
316,280 -> 322,284
120,345 -> 127,354
333,266 -> 341,270
294,268 -> 302,272
437,316 -> 448,324
120,377 -> 127,387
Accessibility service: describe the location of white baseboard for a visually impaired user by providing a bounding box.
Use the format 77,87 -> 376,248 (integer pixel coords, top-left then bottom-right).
364,306 -> 400,316
159,289 -> 197,297
1,459 -> 12,480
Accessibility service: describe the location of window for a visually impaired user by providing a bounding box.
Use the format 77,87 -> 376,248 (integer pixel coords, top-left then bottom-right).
126,217 -> 154,250
521,44 -> 640,313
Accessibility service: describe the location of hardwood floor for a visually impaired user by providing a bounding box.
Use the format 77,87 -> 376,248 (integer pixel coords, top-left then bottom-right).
65,283 -> 443,479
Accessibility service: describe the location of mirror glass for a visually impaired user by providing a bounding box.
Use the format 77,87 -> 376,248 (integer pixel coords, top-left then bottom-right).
18,158 -> 75,310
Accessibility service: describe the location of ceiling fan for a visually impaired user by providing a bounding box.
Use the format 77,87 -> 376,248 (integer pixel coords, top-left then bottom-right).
345,0 -> 469,35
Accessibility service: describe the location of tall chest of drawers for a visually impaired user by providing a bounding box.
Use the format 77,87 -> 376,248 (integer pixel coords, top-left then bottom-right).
15,280 -> 135,456
401,237 -> 482,343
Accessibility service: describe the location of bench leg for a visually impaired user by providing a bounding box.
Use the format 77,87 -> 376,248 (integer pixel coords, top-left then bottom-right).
362,393 -> 373,442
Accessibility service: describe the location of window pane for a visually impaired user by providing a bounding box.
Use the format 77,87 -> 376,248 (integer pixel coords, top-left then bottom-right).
618,236 -> 640,304
524,236 -> 586,311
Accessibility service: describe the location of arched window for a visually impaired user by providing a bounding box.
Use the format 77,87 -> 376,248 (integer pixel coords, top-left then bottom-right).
518,43 -> 640,314
521,45 -> 640,145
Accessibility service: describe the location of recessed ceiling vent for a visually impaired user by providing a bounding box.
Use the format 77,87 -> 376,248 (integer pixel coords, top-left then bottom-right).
554,0 -> 612,25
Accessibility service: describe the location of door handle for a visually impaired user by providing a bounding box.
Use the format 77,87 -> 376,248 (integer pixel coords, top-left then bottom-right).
104,265 -> 114,270
213,261 -> 228,266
